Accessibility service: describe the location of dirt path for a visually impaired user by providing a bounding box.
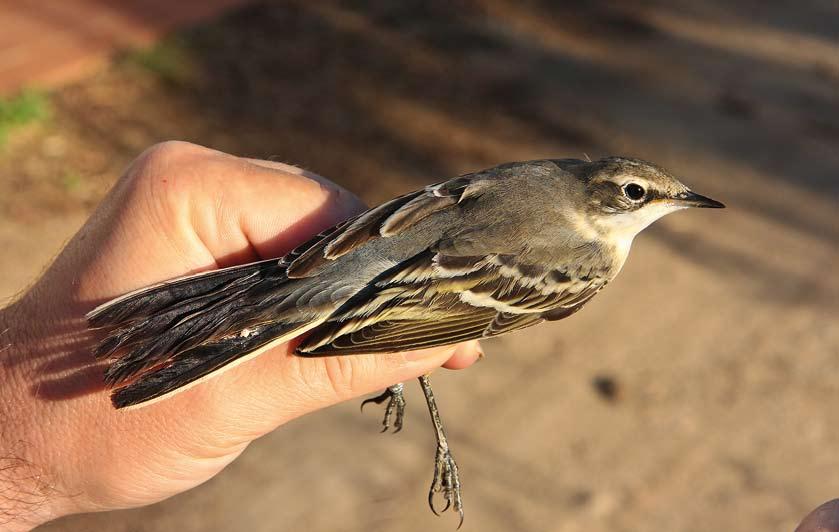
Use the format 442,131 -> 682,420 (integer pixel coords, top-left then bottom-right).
2,2 -> 835,531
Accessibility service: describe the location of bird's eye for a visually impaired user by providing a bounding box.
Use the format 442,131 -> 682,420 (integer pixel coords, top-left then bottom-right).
623,183 -> 646,201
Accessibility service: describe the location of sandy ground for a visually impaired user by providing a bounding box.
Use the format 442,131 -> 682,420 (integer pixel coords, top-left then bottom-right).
0,1 -> 836,530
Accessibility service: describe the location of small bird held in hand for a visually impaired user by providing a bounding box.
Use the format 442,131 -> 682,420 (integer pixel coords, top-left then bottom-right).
88,156 -> 724,527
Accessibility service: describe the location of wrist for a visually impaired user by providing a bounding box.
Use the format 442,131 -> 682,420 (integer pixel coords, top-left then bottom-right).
0,454 -> 60,531
0,302 -> 81,529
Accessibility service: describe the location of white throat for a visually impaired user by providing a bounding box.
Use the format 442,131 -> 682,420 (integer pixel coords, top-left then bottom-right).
592,202 -> 687,270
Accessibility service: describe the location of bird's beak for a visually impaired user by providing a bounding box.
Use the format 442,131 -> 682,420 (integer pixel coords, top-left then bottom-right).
673,190 -> 725,209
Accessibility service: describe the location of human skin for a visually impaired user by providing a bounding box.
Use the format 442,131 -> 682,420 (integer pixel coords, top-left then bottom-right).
796,499 -> 839,532
0,142 -> 480,530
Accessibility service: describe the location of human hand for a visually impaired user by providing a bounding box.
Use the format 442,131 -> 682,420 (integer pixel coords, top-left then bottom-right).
796,499 -> 839,532
0,141 -> 481,530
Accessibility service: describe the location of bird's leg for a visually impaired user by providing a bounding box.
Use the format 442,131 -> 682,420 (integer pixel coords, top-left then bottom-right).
418,374 -> 464,528
360,382 -> 406,433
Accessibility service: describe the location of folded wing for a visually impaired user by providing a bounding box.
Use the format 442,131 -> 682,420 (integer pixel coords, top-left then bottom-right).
297,250 -> 605,356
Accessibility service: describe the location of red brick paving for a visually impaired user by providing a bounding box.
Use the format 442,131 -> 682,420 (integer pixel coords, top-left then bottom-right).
0,0 -> 252,95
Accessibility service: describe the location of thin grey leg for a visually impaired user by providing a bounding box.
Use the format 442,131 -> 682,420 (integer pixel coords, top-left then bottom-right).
361,382 -> 406,433
418,374 -> 464,528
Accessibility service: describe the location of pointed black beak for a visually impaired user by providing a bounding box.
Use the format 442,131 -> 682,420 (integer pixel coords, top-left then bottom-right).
674,190 -> 725,209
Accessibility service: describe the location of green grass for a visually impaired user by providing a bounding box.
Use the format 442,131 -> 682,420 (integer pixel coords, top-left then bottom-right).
123,38 -> 196,86
0,89 -> 50,146
61,170 -> 83,191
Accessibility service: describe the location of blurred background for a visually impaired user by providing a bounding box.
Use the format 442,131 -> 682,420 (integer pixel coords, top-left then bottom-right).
0,1 -> 836,530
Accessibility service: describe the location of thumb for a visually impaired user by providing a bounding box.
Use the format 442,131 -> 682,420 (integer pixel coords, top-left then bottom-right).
796,499 -> 839,532
198,340 -> 482,439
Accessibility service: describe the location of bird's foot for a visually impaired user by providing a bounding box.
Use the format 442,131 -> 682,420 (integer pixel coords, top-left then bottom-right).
429,443 -> 464,528
360,382 -> 406,433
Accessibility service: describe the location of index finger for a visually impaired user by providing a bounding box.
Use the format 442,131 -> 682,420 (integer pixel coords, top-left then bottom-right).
212,156 -> 366,262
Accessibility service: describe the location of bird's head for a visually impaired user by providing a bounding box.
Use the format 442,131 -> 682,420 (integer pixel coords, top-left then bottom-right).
562,156 -> 724,246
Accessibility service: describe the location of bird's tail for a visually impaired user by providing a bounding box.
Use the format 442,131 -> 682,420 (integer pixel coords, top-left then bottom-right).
87,259 -> 316,408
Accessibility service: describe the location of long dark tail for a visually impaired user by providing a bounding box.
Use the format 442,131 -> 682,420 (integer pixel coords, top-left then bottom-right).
87,259 -> 312,408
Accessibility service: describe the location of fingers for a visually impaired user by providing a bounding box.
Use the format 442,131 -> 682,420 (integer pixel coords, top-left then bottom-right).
243,159 -> 362,205
243,157 -> 315,175
203,341 -> 465,437
146,145 -> 366,264
243,157 -> 336,187
68,141 -> 367,301
442,340 -> 483,370
160,339 -> 482,442
232,158 -> 366,260
796,499 -> 839,532
130,142 -> 363,262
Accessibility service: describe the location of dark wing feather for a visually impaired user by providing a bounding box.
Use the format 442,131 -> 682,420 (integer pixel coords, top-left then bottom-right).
286,176 -> 481,279
302,310 -> 546,356
311,311 -> 495,355
87,258 -> 281,327
111,321 -> 306,408
285,196 -> 413,278
297,250 -> 606,356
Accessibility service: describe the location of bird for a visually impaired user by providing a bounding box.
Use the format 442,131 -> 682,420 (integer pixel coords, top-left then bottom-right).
87,156 -> 724,526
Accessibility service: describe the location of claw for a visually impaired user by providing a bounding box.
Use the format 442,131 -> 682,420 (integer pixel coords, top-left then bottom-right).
429,489 -> 440,516
360,383 -> 406,433
428,444 -> 463,525
359,397 -> 378,412
393,401 -> 405,434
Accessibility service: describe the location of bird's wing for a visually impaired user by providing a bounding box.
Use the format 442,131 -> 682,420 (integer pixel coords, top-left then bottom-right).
284,175 -> 491,279
297,250 -> 606,355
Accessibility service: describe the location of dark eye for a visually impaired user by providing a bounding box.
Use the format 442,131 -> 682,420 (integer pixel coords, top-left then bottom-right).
623,183 -> 646,201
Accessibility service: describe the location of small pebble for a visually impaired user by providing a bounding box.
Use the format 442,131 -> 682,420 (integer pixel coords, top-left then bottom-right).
591,374 -> 620,402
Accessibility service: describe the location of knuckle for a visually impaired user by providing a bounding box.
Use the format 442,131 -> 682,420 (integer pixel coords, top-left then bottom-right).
141,140 -> 208,169
124,141 -> 226,223
127,141 -> 214,189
